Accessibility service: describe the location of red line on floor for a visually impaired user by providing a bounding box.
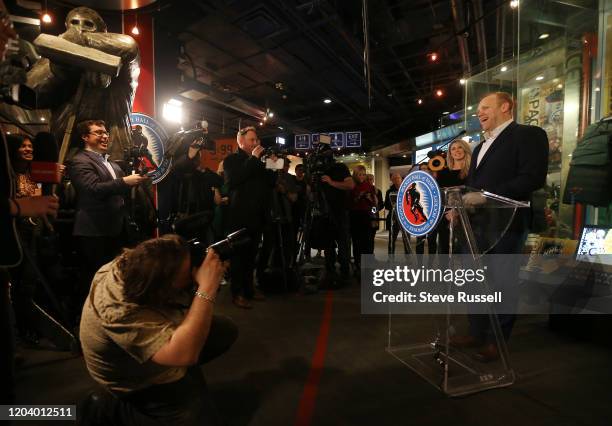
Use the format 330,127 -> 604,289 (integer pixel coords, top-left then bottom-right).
294,290 -> 334,426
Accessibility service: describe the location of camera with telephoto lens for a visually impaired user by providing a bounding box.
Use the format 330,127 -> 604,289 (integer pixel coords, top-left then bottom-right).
188,228 -> 251,267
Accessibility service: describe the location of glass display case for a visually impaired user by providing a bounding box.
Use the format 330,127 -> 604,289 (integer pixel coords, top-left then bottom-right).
463,0 -> 599,239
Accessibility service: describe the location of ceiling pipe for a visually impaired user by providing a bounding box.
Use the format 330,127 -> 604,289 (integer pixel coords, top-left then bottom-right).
450,0 -> 471,76
473,0 -> 488,69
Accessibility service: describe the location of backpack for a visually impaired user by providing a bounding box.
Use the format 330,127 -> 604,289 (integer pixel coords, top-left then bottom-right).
563,118 -> 612,207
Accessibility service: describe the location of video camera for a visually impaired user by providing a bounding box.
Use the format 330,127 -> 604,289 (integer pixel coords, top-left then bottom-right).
188,228 -> 251,266
261,146 -> 288,170
303,140 -> 335,182
164,120 -> 215,160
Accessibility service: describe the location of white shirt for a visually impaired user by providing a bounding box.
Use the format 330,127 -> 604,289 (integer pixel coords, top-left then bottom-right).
86,148 -> 118,179
476,119 -> 513,167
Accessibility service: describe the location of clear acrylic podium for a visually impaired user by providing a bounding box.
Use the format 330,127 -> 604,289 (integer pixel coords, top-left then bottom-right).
387,186 -> 530,396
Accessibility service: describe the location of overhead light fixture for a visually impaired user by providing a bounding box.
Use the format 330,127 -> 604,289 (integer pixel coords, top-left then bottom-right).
535,75 -> 544,81
467,106 -> 473,110
538,33 -> 550,40
558,84 -> 564,89
510,0 -> 519,9
500,66 -> 508,72
268,111 -> 274,118
375,153 -> 380,157
263,116 -> 268,122
131,14 -> 140,35
428,52 -> 439,62
417,98 -> 423,105
443,111 -> 449,115
162,98 -> 183,124
42,1 -> 52,23
41,117 -> 45,121
323,98 -> 332,104
595,87 -> 600,92
259,122 -> 263,126
435,89 -> 443,97
278,126 -> 284,130
402,154 -> 407,158
459,78 -> 466,85
471,114 -> 477,117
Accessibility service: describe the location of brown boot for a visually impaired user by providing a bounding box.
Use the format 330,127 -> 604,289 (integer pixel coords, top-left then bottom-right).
449,335 -> 481,348
233,295 -> 253,309
474,343 -> 500,362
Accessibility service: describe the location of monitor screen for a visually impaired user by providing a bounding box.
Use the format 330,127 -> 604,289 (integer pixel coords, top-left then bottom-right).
576,225 -> 612,266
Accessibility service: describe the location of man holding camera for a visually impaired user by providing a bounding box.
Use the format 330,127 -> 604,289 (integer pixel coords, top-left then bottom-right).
79,235 -> 237,425
223,126 -> 276,308
68,120 -> 149,295
320,151 -> 355,285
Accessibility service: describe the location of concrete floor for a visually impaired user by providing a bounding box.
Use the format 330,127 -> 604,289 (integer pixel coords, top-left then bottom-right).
14,231 -> 612,425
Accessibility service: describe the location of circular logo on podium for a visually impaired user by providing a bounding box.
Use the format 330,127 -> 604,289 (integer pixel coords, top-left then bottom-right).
130,113 -> 172,184
396,170 -> 442,237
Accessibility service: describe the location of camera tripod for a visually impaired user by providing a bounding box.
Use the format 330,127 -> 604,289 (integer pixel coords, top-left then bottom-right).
388,191 -> 413,254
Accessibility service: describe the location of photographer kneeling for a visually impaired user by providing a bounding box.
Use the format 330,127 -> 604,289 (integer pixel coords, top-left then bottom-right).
79,234 -> 238,426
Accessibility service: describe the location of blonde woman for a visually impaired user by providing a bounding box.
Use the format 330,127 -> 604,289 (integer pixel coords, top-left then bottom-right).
438,138 -> 473,253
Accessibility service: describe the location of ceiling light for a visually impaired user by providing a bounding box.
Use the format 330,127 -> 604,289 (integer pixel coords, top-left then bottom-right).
510,0 -> 519,9
435,89 -> 443,97
535,75 -> 544,81
417,98 -> 423,105
375,153 -> 380,157
402,154 -> 407,158
282,94 -> 287,99
268,111 -> 274,118
41,117 -> 45,121
278,126 -> 284,130
42,12 -> 52,23
459,78 -> 466,85
595,87 -> 600,92
259,122 -> 263,126
471,114 -> 477,117
263,116 -> 268,122
429,52 -> 438,62
538,33 -> 549,40
500,66 -> 508,72
467,106 -> 473,110
323,98 -> 332,104
558,84 -> 564,89
131,14 -> 140,35
162,99 -> 183,124
443,111 -> 449,115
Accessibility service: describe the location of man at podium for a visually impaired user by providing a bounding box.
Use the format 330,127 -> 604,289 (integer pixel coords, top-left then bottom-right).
452,91 -> 549,361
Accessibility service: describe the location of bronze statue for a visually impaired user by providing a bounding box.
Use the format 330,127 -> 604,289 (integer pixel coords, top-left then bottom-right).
27,7 -> 140,160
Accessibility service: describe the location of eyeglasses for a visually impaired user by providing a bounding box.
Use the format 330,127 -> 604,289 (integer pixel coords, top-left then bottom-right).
89,130 -> 109,137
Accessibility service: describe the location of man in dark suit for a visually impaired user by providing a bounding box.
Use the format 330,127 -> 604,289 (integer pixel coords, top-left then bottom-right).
69,120 -> 149,295
452,92 -> 549,361
223,126 -> 276,309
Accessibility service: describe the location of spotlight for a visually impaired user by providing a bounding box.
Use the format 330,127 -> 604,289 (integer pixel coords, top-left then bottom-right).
131,25 -> 140,35
538,33 -> 549,40
42,12 -> 52,24
162,98 -> 183,124
417,98 -> 423,105
459,78 -> 466,85
278,126 -> 284,130
558,84 -> 564,89
535,75 -> 544,81
259,122 -> 263,126
323,98 -> 332,104
263,116 -> 268,122
435,89 -> 443,97
268,111 -> 274,118
428,52 -> 438,62
500,66 -> 508,72
442,111 -> 449,115
467,106 -> 473,110
510,0 -> 519,8
41,117 -> 45,121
